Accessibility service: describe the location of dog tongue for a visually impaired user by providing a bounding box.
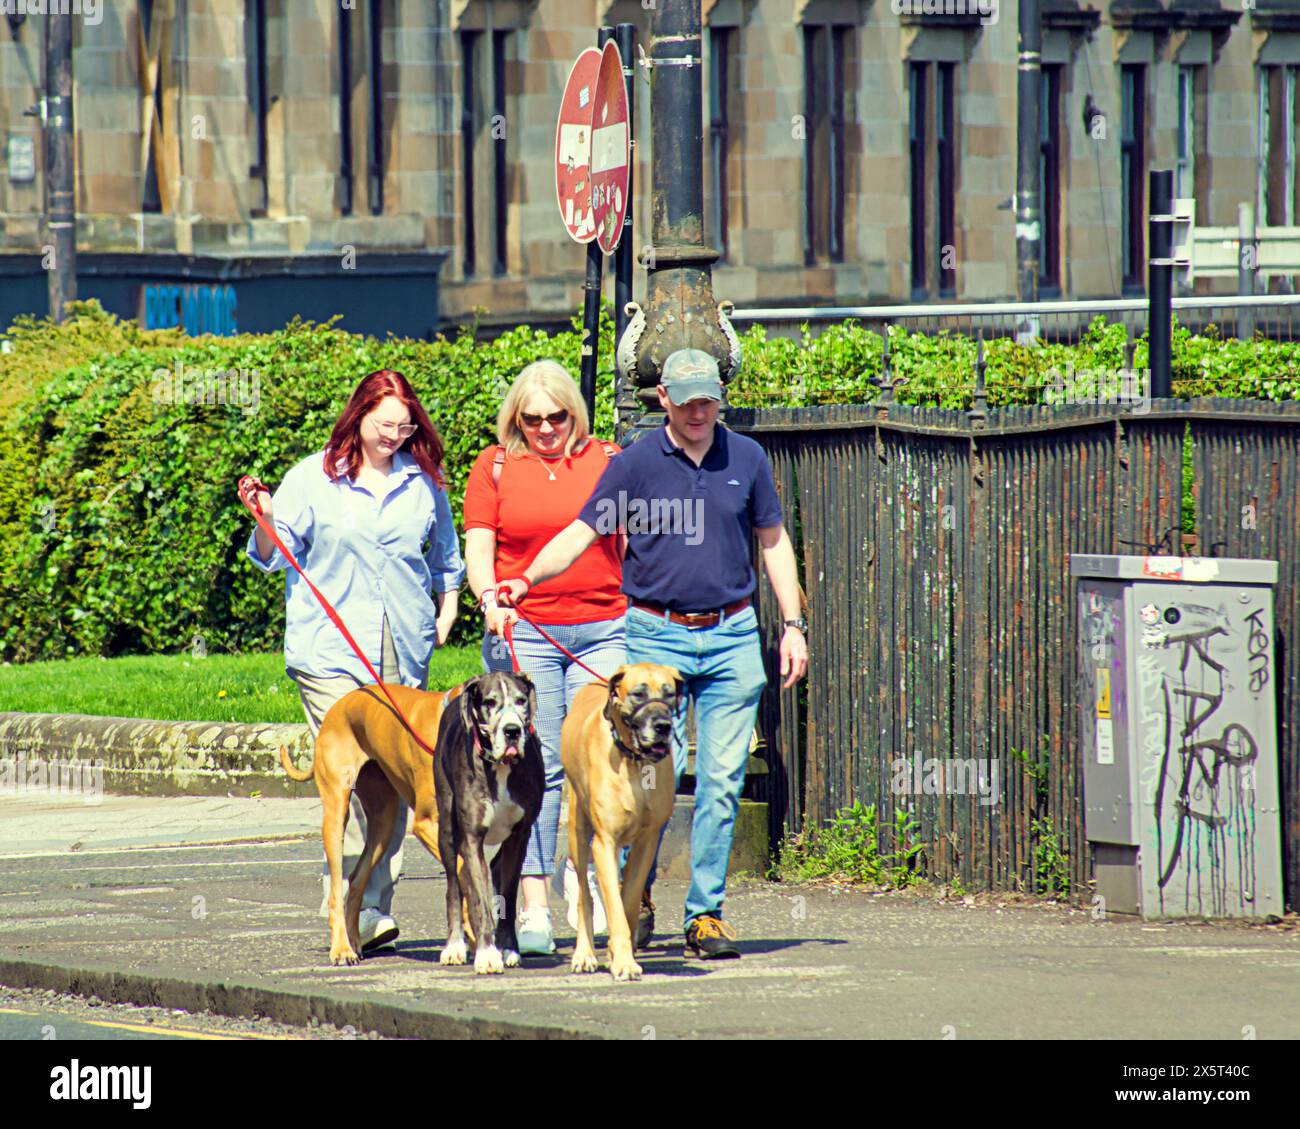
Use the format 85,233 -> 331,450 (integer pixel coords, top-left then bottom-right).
506,742 -> 519,758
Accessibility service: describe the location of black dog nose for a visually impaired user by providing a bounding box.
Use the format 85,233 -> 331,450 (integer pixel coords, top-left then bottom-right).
653,719 -> 672,738
503,723 -> 522,741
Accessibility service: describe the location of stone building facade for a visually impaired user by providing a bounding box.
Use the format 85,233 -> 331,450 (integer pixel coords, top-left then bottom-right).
2,1 -> 1298,334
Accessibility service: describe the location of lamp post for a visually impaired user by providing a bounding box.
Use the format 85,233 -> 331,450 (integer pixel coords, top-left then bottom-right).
45,13 -> 77,322
615,0 -> 739,444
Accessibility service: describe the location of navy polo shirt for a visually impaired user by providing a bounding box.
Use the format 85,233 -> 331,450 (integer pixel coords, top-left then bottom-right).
577,424 -> 784,612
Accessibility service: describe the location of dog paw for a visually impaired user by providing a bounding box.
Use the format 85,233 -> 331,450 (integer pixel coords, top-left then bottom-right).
439,939 -> 468,966
330,946 -> 361,967
503,948 -> 520,968
474,945 -> 505,975
610,957 -> 643,982
570,949 -> 600,974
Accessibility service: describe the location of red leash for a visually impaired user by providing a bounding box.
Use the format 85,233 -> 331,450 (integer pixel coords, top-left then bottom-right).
237,475 -> 440,759
498,602 -> 610,686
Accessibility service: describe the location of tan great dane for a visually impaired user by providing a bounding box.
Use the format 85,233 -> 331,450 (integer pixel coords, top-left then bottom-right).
561,662 -> 682,981
280,683 -> 452,967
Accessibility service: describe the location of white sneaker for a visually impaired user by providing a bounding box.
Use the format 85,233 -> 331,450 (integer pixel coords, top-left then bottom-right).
358,907 -> 399,952
515,906 -> 556,955
564,861 -> 607,936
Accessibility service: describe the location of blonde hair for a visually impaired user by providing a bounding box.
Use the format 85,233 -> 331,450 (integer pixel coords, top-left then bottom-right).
495,359 -> 591,458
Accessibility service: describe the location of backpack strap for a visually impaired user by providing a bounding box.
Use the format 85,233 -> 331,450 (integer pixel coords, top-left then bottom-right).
493,441 -> 614,487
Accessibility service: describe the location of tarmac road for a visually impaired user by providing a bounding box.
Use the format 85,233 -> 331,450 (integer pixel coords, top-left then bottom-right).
1,792 -> 1297,1040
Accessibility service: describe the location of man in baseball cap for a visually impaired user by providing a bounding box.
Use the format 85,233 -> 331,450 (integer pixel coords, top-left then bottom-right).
659,347 -> 724,405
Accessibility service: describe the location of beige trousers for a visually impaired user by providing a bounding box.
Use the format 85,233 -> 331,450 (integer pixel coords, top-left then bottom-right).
290,613 -> 412,918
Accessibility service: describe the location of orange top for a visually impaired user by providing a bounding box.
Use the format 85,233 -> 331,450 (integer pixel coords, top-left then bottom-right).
462,440 -> 626,624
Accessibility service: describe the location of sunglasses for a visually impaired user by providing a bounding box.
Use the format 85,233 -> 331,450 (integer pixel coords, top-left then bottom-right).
520,410 -> 570,428
373,419 -> 418,439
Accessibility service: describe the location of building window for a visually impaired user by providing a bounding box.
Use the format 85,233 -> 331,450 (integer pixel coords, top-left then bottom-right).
141,0 -> 162,213
707,26 -> 734,262
491,29 -> 510,276
460,27 -> 513,278
1039,64 -> 1061,294
459,30 -> 478,275
367,0 -> 384,216
909,63 -> 926,295
909,61 -> 957,299
803,23 -> 847,265
1259,65 -> 1300,227
245,0 -> 269,217
338,6 -> 354,216
936,61 -> 955,297
1121,64 -> 1147,293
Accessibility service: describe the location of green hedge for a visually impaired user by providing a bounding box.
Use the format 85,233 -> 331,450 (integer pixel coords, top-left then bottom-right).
0,301 -> 1295,663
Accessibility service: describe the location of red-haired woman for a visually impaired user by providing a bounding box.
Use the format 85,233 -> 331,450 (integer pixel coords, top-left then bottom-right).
244,370 -> 465,953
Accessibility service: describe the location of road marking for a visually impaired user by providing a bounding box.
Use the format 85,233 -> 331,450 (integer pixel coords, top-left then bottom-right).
0,1007 -> 286,1040
33,859 -> 315,872
3,838 -> 315,861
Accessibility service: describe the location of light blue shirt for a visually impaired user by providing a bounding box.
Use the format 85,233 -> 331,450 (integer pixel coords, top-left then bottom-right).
245,449 -> 466,687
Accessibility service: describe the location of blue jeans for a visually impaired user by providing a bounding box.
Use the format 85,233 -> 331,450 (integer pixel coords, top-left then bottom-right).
626,603 -> 767,929
482,615 -> 626,876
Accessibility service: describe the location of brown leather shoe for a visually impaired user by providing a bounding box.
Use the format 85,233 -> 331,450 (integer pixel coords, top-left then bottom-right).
685,915 -> 739,959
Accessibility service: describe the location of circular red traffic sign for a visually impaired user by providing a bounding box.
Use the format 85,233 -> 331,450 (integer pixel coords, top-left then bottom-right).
590,41 -> 630,255
555,47 -> 603,244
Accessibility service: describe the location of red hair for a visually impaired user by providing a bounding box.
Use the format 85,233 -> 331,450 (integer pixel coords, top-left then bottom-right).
324,370 -> 446,487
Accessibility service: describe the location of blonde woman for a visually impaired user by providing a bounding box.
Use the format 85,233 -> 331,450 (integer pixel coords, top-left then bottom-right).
462,360 -> 625,955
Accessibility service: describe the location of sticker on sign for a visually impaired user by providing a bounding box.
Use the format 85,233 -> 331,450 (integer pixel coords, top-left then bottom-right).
555,48 -> 603,245
590,40 -> 630,254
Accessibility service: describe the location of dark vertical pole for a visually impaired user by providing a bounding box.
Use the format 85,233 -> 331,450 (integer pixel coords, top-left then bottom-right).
580,26 -> 614,427
1016,0 -> 1041,304
1149,168 -> 1173,398
45,14 -> 76,322
339,7 -> 354,216
367,0 -> 384,215
614,22 -> 636,350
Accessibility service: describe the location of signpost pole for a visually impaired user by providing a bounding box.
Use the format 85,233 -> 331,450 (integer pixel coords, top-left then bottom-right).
1148,168 -> 1174,399
579,26 -> 616,428
45,13 -> 76,323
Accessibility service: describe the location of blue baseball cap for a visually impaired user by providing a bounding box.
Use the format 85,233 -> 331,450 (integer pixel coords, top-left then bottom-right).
660,349 -> 723,404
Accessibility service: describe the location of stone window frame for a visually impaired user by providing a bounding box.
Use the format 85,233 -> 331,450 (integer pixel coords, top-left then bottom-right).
902,21 -> 968,300
1119,59 -> 1147,294
801,18 -> 852,266
455,1 -> 533,279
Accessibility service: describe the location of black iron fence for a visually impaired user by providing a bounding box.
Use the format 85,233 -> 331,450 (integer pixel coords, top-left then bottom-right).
733,398 -> 1300,907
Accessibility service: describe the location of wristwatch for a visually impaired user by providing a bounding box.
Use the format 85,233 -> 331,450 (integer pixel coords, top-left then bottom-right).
783,617 -> 807,633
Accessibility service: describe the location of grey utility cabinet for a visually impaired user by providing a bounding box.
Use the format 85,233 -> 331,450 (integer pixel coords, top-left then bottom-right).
1070,554 -> 1283,919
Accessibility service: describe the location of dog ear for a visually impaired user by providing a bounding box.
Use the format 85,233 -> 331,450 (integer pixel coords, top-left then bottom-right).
459,678 -> 477,740
516,672 -> 539,725
607,665 -> 628,699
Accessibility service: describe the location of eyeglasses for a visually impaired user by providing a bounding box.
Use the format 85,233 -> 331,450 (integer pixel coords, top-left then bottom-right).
519,409 -> 569,428
372,419 -> 417,439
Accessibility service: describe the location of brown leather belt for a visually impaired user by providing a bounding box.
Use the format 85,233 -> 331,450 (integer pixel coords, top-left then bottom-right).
630,597 -> 751,629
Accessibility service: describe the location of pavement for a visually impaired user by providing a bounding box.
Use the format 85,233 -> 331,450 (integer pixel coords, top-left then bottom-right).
2,791 -> 1298,1040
